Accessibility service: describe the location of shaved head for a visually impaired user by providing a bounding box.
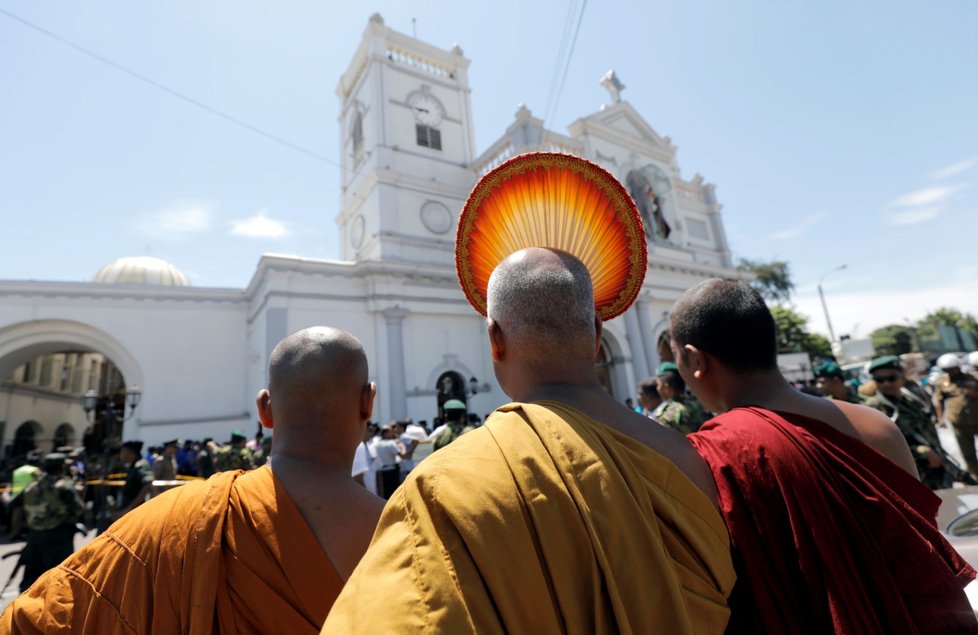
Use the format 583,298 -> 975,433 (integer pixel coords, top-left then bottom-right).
487,248 -> 596,364
269,327 -> 368,404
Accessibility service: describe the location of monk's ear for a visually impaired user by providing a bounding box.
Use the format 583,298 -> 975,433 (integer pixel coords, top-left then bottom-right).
683,344 -> 707,379
360,381 -> 376,422
256,389 -> 273,429
488,318 -> 506,362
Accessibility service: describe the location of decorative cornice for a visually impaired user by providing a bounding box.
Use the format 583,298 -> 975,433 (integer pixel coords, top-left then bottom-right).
0,280 -> 245,304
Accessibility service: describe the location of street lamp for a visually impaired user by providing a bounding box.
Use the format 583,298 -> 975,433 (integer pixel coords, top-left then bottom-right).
817,264 -> 847,343
468,376 -> 479,396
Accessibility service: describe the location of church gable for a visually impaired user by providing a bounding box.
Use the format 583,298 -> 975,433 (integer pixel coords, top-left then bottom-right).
570,102 -> 675,156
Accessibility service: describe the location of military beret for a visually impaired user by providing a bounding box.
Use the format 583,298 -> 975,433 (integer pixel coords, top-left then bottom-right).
868,355 -> 902,374
657,362 -> 679,375
122,440 -> 144,453
443,399 -> 467,411
814,362 -> 844,379
42,453 -> 68,469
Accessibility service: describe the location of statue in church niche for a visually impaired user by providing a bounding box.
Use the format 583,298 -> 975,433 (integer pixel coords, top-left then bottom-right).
626,167 -> 675,244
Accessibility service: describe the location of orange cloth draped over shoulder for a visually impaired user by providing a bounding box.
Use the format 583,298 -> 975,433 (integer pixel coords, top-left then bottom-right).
1,466 -> 343,634
322,402 -> 735,634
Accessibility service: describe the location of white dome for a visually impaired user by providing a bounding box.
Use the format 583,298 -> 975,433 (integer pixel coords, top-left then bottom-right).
93,257 -> 190,286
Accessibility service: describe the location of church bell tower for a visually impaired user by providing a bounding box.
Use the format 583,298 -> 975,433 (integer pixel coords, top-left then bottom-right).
335,14 -> 477,265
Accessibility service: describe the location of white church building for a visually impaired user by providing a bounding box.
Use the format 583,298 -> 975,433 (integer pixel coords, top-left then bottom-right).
0,14 -> 745,453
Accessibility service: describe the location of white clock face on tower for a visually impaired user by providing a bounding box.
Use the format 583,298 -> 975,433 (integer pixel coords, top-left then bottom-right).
408,92 -> 444,127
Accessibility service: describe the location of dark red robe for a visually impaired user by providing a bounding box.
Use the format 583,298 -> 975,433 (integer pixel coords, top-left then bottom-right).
689,406 -> 977,634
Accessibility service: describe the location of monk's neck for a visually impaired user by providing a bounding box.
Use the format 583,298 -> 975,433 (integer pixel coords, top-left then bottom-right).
268,453 -> 352,487
519,382 -> 608,407
720,372 -> 800,412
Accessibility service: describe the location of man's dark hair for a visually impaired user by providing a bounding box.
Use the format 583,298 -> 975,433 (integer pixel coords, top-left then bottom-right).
670,278 -> 778,373
658,369 -> 685,393
638,377 -> 660,398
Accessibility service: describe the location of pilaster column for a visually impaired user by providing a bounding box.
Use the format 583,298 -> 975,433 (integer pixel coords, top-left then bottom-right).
635,298 -> 659,374
383,307 -> 409,419
622,308 -> 651,382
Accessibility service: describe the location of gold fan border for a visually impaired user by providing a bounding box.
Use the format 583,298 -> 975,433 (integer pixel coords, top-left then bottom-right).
455,152 -> 648,321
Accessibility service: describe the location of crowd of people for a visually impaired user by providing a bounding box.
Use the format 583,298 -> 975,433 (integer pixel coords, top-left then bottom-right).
1,249 -> 976,632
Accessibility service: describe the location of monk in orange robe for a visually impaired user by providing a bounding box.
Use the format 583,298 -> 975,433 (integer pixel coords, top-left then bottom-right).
2,326 -> 384,634
670,279 -> 977,633
323,249 -> 735,633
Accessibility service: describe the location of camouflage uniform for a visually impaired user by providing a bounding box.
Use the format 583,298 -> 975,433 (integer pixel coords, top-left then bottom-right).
864,390 -> 946,489
934,371 -> 978,477
826,391 -> 863,405
18,466 -> 83,591
214,444 -> 256,472
433,422 -> 475,451
653,395 -> 707,434
119,458 -> 153,510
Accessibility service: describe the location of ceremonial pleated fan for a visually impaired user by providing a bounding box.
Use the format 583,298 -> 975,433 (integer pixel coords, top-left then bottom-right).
455,152 -> 647,321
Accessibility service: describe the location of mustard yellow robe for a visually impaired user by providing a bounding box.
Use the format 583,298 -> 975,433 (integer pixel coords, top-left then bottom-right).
323,402 -> 734,634
1,466 -> 343,634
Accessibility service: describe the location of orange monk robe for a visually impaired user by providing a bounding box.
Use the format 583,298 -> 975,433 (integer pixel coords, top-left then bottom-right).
323,402 -> 735,634
1,466 -> 342,634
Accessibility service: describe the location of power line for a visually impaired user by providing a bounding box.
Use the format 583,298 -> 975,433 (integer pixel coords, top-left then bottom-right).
0,7 -> 340,168
542,0 -> 589,130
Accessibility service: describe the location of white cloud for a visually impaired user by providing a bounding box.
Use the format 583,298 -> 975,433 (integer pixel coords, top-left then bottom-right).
932,158 -> 978,180
886,207 -> 940,225
889,185 -> 963,207
230,210 -> 288,238
138,203 -> 212,234
769,211 -> 829,240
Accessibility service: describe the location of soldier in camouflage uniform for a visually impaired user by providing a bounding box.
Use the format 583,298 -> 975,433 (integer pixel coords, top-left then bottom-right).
14,453 -> 83,591
214,430 -> 256,472
815,361 -> 862,404
863,356 -> 947,489
652,363 -> 709,433
932,353 -> 978,480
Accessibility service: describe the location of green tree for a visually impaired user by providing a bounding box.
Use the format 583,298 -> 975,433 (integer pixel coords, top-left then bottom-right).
917,308 -> 978,350
770,304 -> 832,359
738,258 -> 794,302
870,324 -> 916,356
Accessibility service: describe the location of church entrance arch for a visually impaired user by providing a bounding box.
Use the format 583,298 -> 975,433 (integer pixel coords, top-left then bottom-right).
435,371 -> 468,419
0,320 -> 143,455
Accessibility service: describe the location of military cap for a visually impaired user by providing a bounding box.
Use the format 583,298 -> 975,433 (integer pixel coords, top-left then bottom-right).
867,355 -> 902,374
26,449 -> 43,463
814,362 -> 845,379
657,362 -> 679,375
443,399 -> 467,411
42,452 -> 68,469
229,430 -> 247,442
937,353 -> 961,370
122,440 -> 144,453
163,438 -> 179,448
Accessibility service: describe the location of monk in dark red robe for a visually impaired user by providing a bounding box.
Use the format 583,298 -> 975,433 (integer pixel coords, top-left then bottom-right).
669,279 -> 976,634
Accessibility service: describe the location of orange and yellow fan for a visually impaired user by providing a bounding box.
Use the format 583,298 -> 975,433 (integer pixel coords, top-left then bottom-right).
455,152 -> 648,320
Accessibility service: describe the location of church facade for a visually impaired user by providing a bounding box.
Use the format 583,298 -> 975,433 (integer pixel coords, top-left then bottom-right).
0,14 -> 745,451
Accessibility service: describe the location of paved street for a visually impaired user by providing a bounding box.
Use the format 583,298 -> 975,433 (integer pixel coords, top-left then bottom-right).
0,529 -> 97,612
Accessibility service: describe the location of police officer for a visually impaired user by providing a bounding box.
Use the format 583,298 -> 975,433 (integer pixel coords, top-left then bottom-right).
863,356 -> 946,489
815,361 -> 862,403
214,430 -> 256,472
15,453 -> 83,591
118,440 -> 154,515
933,353 -> 978,480
652,362 -> 708,433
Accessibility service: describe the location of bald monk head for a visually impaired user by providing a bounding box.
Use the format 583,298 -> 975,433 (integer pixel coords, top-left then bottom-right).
256,326 -> 384,579
487,248 -> 599,398
486,247 -> 718,499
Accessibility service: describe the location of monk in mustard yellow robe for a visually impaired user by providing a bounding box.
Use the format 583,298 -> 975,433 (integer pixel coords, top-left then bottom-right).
3,326 -> 384,634
324,403 -> 734,634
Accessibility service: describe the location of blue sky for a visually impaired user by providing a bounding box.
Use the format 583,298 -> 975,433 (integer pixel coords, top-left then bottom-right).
1,1 -> 976,338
